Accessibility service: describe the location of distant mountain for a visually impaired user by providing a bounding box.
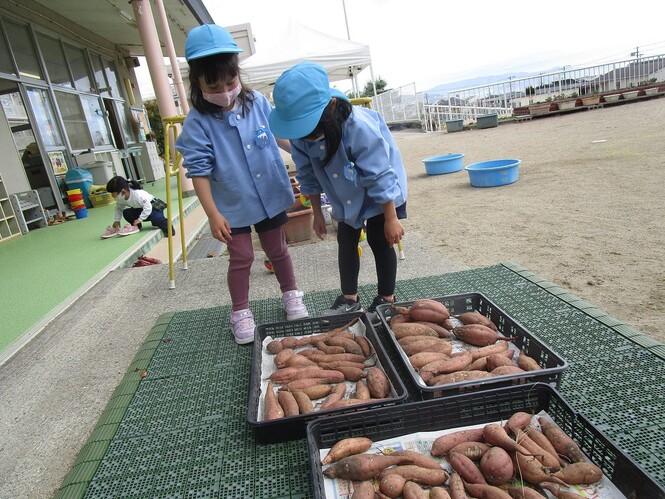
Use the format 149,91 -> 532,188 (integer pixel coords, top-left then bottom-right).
423,68 -> 560,102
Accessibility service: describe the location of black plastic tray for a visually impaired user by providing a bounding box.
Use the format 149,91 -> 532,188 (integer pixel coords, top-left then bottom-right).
247,312 -> 408,443
307,383 -> 665,499
376,292 -> 568,399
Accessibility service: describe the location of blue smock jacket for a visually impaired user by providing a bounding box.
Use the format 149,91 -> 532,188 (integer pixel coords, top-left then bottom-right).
175,91 -> 294,228
291,106 -> 407,229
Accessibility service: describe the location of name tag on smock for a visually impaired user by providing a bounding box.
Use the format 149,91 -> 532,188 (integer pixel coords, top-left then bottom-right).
255,126 -> 270,149
344,162 -> 357,186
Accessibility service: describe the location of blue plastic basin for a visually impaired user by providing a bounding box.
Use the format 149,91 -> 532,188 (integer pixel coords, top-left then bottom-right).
465,159 -> 520,187
422,153 -> 465,175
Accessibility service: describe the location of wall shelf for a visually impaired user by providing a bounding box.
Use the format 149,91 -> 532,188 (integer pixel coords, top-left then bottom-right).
0,176 -> 22,242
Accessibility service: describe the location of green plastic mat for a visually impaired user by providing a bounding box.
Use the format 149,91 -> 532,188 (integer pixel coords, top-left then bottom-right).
57,263 -> 665,498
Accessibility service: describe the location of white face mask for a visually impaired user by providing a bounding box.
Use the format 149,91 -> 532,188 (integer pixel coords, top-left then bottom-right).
202,84 -> 241,108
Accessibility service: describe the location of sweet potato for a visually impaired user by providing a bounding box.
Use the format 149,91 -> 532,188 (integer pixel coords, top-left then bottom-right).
379,474 -> 406,498
321,436 -> 373,464
281,377 -> 334,391
355,379 -> 371,400
429,487 -> 452,499
401,339 -> 453,356
538,417 -> 586,463
427,370 -> 492,386
448,472 -> 467,499
296,318 -> 359,347
409,299 -> 451,323
409,352 -> 450,369
551,462 -> 603,484
291,390 -> 314,414
513,429 -> 561,471
354,335 -> 372,356
469,341 -> 509,361
456,311 -> 498,331
284,353 -> 318,368
486,353 -> 514,371
464,483 -> 512,499
513,453 -> 567,486
390,314 -> 410,326
335,366 -> 367,382
453,324 -> 516,347
447,451 -> 486,484
420,351 -> 473,383
403,481 -> 427,499
391,322 -> 439,339
325,398 -> 374,410
523,425 -> 566,467
431,427 -> 485,456
281,337 -> 298,349
298,348 -> 326,358
306,353 -> 368,364
318,360 -> 368,371
517,351 -> 541,371
479,446 -> 514,485
266,339 -> 284,354
264,382 -> 284,420
322,453 -> 413,480
505,411 -> 533,433
466,356 -> 488,371
326,336 -> 364,355
268,366 -> 322,384
314,341 -> 346,355
443,317 -> 464,330
351,480 -> 375,499
320,383 -> 347,410
385,450 -> 443,470
483,423 -> 530,456
507,485 -> 547,499
490,366 -> 526,376
378,465 -> 448,486
277,390 -> 299,417
366,367 -> 390,398
274,348 -> 295,368
413,321 -> 454,339
300,384 -> 333,399
448,441 -> 491,461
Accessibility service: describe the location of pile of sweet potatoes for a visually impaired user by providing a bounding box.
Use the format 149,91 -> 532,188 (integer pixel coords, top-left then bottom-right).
260,318 -> 393,421
319,411 -> 605,498
387,300 -> 543,387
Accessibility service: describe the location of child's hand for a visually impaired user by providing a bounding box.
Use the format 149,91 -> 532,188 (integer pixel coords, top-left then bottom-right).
384,218 -> 404,245
209,213 -> 232,243
312,211 -> 327,240
113,221 -> 121,229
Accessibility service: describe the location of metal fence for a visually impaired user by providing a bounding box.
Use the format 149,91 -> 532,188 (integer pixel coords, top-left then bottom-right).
372,54 -> 665,132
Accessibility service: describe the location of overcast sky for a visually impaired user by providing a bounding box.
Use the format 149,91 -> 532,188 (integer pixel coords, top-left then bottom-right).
137,0 -> 665,95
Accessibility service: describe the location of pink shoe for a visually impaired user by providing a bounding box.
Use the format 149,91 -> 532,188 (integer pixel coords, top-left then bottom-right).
100,226 -> 120,239
282,290 -> 309,320
230,309 -> 255,344
117,224 -> 140,236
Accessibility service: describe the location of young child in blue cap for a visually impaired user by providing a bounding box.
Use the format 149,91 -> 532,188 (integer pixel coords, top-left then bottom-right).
175,25 -> 308,344
269,61 -> 408,316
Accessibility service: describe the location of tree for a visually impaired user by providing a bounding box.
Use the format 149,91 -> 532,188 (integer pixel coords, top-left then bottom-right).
144,100 -> 164,156
360,77 -> 388,98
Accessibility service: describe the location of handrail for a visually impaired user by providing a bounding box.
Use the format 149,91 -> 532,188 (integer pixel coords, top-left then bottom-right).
162,115 -> 188,289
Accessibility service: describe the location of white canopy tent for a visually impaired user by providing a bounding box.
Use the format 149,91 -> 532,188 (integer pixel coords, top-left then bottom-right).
240,19 -> 375,97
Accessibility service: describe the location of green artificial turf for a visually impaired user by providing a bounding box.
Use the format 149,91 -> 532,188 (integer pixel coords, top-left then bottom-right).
0,177 -> 193,354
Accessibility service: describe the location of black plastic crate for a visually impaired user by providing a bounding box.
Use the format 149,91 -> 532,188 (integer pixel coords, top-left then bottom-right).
247,312 -> 408,443
376,292 -> 568,399
307,383 -> 665,499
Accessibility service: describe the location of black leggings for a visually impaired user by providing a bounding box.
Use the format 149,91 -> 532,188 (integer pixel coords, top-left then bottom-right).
337,213 -> 397,297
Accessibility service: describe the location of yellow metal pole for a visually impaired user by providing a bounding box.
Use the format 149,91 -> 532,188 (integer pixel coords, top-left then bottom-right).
162,116 -> 186,288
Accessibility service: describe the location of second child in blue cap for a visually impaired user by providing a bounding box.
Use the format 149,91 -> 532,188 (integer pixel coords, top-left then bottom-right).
175,25 -> 309,344
270,61 -> 408,316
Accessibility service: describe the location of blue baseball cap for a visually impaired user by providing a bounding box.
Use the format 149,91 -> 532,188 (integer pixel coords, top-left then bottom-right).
185,24 -> 242,61
269,61 -> 349,140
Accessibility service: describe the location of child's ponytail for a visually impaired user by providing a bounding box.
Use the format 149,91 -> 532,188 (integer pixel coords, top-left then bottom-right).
319,99 -> 352,166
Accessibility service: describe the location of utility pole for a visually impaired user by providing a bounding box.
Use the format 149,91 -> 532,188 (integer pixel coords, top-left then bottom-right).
631,47 -> 640,60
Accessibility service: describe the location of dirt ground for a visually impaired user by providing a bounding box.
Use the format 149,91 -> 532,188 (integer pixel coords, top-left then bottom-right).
390,97 -> 665,344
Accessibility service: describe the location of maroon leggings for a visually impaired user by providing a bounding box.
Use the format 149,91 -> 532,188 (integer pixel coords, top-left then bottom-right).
226,226 -> 297,311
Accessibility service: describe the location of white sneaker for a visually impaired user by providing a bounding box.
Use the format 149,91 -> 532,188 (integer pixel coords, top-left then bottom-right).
282,290 -> 309,320
230,309 -> 255,344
